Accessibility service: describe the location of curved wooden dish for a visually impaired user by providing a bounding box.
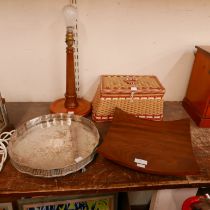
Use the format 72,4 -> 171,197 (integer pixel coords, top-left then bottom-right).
97,108 -> 200,176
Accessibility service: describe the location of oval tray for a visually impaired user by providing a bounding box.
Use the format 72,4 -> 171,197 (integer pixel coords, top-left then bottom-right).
8,113 -> 99,177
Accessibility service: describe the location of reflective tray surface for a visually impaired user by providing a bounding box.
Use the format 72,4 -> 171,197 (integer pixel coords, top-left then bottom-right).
8,113 -> 99,177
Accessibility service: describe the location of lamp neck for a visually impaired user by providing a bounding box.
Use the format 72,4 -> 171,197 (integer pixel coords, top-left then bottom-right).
65,29 -> 74,49
64,29 -> 78,109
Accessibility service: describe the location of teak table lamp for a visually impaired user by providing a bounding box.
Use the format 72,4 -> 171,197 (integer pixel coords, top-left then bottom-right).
50,5 -> 91,116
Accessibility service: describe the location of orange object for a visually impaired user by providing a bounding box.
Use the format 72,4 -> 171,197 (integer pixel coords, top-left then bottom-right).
183,46 -> 210,127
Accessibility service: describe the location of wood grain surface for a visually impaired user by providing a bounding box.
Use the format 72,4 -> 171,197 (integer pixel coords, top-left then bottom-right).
0,102 -> 209,198
183,46 -> 210,127
97,108 -> 200,176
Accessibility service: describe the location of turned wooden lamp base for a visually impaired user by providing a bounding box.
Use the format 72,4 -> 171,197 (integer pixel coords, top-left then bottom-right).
50,98 -> 91,116
51,6 -> 91,117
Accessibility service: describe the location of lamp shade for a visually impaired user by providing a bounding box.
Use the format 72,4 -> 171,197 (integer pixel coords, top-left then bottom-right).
63,5 -> 78,28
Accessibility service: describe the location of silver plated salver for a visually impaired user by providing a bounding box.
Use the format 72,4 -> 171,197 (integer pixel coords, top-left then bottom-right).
8,113 -> 99,177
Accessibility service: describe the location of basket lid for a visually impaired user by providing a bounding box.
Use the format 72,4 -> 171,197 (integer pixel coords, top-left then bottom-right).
100,75 -> 165,95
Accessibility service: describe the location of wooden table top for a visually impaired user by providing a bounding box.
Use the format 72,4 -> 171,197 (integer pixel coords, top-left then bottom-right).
1,102 -> 210,197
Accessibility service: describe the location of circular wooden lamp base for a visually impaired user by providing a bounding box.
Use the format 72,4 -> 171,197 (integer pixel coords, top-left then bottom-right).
50,98 -> 91,116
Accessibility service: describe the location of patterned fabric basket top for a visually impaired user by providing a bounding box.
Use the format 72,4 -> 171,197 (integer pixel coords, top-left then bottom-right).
101,75 -> 165,96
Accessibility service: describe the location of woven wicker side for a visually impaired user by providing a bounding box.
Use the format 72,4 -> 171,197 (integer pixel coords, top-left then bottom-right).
92,96 -> 163,122
92,86 -> 101,114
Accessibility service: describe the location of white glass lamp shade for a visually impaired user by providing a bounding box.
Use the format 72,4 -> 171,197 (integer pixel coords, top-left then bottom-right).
63,5 -> 78,28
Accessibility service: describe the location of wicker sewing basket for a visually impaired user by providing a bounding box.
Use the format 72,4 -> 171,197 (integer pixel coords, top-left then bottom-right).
92,75 -> 165,122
